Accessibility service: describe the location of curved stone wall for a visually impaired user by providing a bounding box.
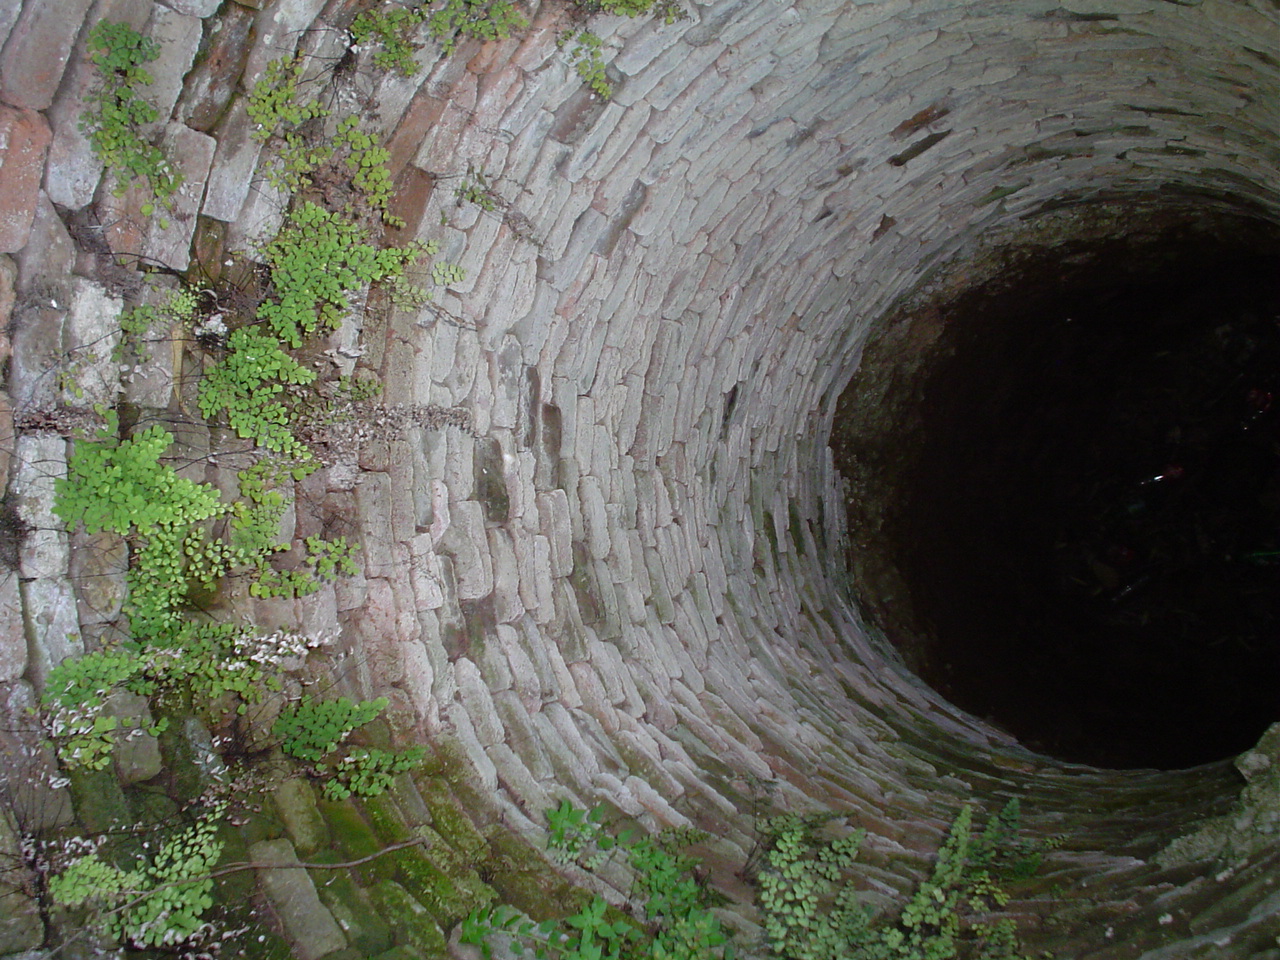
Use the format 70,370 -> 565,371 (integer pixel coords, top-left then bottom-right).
1,0 -> 1279,956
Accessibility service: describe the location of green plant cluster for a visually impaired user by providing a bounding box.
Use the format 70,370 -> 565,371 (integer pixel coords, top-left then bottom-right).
252,61 -> 404,225
463,803 -> 732,960
53,410 -> 239,636
247,54 -> 328,141
351,4 -> 429,75
580,0 -> 685,22
545,800 -> 614,868
54,413 -> 227,540
274,695 -> 424,799
274,695 -> 387,762
261,201 -> 420,347
39,621 -> 324,769
337,115 -> 399,218
80,20 -> 181,204
49,802 -> 225,948
198,326 -> 317,459
427,0 -> 528,55
118,285 -> 201,362
757,802 -> 1043,960
198,200 -> 425,458
36,17 -> 426,955
457,176 -> 498,212
267,130 -> 332,194
54,407 -> 359,642
432,260 -> 467,287
561,31 -> 612,99
325,745 -> 427,800
40,646 -> 160,770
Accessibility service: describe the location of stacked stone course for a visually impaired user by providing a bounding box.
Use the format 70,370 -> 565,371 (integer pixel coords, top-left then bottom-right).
0,0 -> 1277,956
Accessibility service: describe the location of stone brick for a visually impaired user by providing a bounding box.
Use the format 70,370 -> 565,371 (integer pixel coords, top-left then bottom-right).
0,568 -> 23,683
161,0 -> 222,15
0,0 -> 93,111
178,2 -> 254,130
12,433 -> 80,686
0,799 -> 42,952
141,122 -> 216,271
146,6 -> 203,125
241,0 -> 329,88
0,106 -> 49,253
454,656 -> 505,746
61,278 -> 122,409
486,526 -> 523,623
250,839 -> 347,960
438,500 -> 493,601
0,0 -> 19,54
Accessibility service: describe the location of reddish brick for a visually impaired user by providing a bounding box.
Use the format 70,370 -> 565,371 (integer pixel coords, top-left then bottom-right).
0,106 -> 50,253
0,0 -> 94,111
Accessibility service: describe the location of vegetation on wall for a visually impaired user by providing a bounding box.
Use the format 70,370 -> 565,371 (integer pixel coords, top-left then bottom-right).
26,17 -> 466,951
463,801 -> 1051,960
463,801 -> 734,960
753,801 -> 1050,960
560,30 -> 612,99
5,1 -> 1020,956
351,4 -> 431,75
80,20 -> 181,206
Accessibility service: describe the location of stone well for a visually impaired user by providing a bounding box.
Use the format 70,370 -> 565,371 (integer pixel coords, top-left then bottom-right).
1,0 -> 1279,957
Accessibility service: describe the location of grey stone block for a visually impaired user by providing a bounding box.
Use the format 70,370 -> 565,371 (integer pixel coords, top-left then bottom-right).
250,839 -> 347,960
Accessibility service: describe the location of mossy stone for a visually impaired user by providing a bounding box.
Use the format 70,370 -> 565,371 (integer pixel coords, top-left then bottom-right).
394,844 -> 494,927
318,797 -> 386,884
414,822 -> 473,877
274,776 -> 329,856
482,832 -> 589,922
362,791 -> 412,845
236,800 -> 284,848
311,854 -> 394,956
156,715 -> 226,802
67,766 -> 131,836
368,947 -> 420,960
475,437 -> 509,522
414,775 -> 487,861
368,879 -> 449,957
126,783 -> 179,827
214,819 -> 256,904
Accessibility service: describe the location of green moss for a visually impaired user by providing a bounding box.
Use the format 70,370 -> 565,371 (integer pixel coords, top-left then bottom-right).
761,508 -> 779,559
311,855 -> 395,956
413,771 -> 488,861
368,879 -> 450,956
482,832 -> 592,922
362,791 -> 413,844
788,502 -> 807,556
126,783 -> 179,826
213,820 -> 256,904
273,777 -> 329,856
369,946 -> 421,960
67,766 -> 131,836
317,797 -> 386,885
235,802 -> 283,849
393,846 -> 489,926
410,822 -> 474,878
348,791 -> 496,926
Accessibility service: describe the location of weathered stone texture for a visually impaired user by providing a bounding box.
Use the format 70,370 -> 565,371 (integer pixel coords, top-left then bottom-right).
61,278 -> 122,408
0,105 -> 49,252
0,0 -> 94,111
3,0 -> 1279,956
12,433 -> 79,686
249,839 -> 348,960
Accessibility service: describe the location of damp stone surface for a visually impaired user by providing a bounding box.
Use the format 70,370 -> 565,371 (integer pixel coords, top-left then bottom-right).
0,0 -> 1278,958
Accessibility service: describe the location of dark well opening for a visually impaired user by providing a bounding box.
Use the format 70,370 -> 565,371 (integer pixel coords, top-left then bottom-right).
835,208 -> 1280,769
